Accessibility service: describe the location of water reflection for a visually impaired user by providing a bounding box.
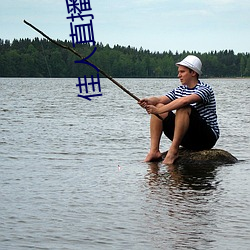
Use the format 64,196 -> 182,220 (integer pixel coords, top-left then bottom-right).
144,162 -> 221,249
147,162 -> 219,191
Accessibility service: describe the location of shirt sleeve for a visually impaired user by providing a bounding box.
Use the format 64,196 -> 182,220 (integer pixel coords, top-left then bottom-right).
166,88 -> 178,101
195,86 -> 212,104
166,91 -> 175,101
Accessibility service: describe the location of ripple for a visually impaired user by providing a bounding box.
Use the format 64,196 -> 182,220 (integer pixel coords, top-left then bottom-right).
0,78 -> 250,249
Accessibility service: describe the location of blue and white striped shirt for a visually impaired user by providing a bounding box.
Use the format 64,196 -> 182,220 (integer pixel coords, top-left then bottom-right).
166,80 -> 220,139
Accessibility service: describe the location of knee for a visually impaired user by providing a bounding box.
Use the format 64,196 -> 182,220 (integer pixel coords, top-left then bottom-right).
153,103 -> 169,120
176,106 -> 192,116
155,103 -> 164,108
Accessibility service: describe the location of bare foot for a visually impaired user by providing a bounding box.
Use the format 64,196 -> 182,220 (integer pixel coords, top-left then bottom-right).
163,150 -> 179,165
144,151 -> 162,162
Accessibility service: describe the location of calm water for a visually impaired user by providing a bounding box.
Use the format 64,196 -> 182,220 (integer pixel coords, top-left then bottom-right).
1,78 -> 250,250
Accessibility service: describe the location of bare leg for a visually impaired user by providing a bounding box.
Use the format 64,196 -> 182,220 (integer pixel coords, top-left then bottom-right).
144,105 -> 168,162
163,106 -> 191,165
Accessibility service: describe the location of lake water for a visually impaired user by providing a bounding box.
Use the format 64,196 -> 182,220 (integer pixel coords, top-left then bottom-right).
1,78 -> 250,250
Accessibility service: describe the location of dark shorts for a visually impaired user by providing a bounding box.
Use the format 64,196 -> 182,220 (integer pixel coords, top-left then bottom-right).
163,107 -> 217,150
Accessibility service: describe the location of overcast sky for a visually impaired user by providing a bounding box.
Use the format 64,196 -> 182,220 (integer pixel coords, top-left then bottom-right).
1,0 -> 249,53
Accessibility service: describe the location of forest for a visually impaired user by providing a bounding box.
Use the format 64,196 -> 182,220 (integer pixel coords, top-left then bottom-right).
0,38 -> 250,78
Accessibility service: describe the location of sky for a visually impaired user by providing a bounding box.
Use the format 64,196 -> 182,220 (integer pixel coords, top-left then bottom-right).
1,0 -> 250,53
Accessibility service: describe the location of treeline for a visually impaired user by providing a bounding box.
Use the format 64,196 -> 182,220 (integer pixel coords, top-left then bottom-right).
1,38 -> 250,78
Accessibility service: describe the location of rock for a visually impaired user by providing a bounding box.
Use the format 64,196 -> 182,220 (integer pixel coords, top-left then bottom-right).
161,148 -> 238,166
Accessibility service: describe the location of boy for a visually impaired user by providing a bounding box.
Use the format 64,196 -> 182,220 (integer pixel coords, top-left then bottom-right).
139,55 -> 219,164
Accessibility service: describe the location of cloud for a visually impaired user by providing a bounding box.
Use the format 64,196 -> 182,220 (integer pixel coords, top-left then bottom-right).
206,0 -> 239,4
134,0 -> 168,4
201,0 -> 250,10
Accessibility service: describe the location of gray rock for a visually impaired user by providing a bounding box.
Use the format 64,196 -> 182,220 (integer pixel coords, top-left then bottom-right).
161,148 -> 238,166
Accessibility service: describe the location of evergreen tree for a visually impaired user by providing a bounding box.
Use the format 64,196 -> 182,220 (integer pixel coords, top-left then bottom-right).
0,38 -> 249,78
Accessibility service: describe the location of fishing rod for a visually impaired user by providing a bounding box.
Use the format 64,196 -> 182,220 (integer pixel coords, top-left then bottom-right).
23,20 -> 163,120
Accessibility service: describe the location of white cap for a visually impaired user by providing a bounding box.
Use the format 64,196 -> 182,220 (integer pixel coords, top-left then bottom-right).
176,55 -> 202,75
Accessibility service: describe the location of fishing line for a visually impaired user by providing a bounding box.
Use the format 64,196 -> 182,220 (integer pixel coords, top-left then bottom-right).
40,39 -> 52,77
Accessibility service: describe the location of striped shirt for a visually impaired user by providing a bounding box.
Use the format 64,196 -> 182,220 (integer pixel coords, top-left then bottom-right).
166,80 -> 220,139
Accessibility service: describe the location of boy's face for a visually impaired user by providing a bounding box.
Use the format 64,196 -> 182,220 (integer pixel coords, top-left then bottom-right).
177,65 -> 197,85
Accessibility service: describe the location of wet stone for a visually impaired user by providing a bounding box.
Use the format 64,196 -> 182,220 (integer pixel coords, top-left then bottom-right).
161,148 -> 238,166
